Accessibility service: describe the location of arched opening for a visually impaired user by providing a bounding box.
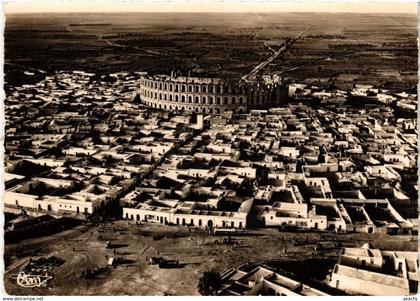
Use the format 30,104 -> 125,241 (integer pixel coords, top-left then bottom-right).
47,204 -> 52,211
136,214 -> 140,221
207,220 -> 214,228
368,227 -> 374,234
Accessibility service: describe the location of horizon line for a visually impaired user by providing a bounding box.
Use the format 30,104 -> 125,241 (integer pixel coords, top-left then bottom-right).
5,11 -> 417,15
4,0 -> 418,15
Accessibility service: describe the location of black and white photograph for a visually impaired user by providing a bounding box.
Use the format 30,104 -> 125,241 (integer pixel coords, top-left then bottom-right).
2,0 -> 419,297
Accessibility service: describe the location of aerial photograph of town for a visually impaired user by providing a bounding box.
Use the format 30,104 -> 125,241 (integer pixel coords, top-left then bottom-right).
2,0 -> 418,297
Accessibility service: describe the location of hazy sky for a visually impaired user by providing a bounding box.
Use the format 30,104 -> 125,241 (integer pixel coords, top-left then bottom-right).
4,0 -> 418,14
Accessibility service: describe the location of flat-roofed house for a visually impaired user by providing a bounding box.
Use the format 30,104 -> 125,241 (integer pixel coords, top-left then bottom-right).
219,266 -> 329,296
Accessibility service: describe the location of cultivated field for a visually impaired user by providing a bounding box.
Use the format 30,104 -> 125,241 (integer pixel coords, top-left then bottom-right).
5,13 -> 417,90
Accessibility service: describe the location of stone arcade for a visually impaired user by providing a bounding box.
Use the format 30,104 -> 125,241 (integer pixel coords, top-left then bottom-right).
139,74 -> 288,114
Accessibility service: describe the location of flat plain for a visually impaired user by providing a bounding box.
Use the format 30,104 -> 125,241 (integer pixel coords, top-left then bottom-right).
5,13 -> 417,91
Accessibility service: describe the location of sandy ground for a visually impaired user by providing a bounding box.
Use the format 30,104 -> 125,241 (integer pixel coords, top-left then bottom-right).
4,220 -> 418,296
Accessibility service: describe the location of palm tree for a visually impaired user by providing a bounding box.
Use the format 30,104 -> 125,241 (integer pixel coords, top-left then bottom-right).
197,271 -> 222,296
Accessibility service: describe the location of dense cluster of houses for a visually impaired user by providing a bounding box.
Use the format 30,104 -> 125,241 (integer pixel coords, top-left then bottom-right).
123,103 -> 417,235
5,71 -> 417,235
4,70 -> 418,296
289,83 -> 417,113
218,244 -> 418,296
4,71 -> 195,217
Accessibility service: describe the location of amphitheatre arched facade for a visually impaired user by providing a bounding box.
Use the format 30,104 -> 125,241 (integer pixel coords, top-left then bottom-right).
139,75 -> 288,114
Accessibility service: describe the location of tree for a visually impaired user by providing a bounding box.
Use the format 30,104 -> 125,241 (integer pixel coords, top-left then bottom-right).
197,271 -> 222,296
